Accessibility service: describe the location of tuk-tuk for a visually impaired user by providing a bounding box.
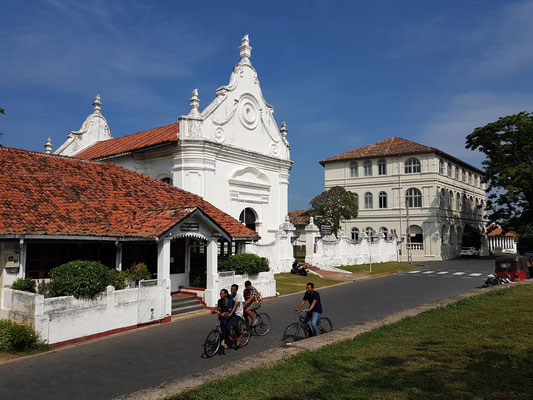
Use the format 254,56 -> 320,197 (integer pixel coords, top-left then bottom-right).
495,256 -> 533,281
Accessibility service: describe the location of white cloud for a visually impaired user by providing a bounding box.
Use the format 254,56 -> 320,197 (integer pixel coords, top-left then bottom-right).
416,91 -> 533,165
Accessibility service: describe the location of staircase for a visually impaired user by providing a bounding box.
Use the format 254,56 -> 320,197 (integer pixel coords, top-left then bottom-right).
171,294 -> 207,318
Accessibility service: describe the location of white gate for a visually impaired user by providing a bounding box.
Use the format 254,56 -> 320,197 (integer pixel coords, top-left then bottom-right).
138,279 -> 167,324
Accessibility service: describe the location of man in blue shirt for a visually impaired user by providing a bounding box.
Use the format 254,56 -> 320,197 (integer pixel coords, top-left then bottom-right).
295,282 -> 322,336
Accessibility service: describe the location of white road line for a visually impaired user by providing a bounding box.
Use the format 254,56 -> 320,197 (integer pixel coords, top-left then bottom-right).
437,271 -> 449,275
469,273 -> 482,276
408,270 -> 421,274
422,271 -> 435,274
452,272 -> 465,275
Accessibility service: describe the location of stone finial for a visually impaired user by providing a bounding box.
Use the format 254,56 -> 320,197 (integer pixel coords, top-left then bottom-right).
92,94 -> 102,113
239,34 -> 252,65
44,137 -> 53,154
280,122 -> 288,138
309,216 -> 314,224
189,89 -> 200,117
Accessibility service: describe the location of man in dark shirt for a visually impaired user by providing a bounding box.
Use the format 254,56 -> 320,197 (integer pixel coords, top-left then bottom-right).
295,282 -> 322,336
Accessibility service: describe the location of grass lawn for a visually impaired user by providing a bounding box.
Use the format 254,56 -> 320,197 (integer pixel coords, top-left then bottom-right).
170,284 -> 533,400
275,273 -> 344,296
338,261 -> 418,275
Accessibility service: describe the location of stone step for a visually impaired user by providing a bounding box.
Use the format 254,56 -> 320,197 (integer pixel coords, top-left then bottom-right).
172,297 -> 198,306
171,304 -> 206,316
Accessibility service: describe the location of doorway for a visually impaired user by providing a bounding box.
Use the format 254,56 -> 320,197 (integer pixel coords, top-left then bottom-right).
189,239 -> 207,288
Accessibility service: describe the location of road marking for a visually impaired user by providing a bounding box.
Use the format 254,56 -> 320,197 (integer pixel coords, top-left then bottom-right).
437,271 -> 449,275
469,273 -> 482,276
408,270 -> 421,274
422,271 -> 435,274
452,272 -> 465,275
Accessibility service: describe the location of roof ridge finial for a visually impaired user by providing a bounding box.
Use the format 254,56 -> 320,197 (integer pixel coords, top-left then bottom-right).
280,121 -> 288,138
92,94 -> 102,113
189,89 -> 200,117
44,137 -> 53,154
239,34 -> 252,65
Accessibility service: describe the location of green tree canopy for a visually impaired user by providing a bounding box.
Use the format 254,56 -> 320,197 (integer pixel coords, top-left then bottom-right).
466,111 -> 533,248
310,186 -> 358,237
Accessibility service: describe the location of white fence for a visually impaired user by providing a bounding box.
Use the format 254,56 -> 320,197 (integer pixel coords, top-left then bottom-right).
0,279 -> 170,345
215,271 -> 277,299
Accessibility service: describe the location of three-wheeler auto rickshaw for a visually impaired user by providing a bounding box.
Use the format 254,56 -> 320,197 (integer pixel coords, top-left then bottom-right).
495,255 -> 533,281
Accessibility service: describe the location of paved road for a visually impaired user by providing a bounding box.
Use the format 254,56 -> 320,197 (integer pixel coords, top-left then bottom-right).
0,258 -> 494,400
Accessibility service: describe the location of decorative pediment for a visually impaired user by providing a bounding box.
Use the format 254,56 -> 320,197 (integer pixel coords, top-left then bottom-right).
55,95 -> 112,156
178,36 -> 290,161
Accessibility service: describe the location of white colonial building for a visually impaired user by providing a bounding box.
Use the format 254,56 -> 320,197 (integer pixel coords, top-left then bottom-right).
320,137 -> 488,261
51,35 -> 292,245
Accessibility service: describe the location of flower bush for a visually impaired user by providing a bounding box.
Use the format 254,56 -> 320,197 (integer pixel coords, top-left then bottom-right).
0,319 -> 48,353
219,253 -> 270,275
10,277 -> 36,293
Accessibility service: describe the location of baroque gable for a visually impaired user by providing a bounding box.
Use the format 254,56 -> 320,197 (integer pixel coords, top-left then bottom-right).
178,35 -> 290,161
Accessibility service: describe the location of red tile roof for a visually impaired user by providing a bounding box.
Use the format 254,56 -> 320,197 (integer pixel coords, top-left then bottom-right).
487,226 -> 516,237
76,122 -> 179,160
0,147 -> 258,240
288,210 -> 311,226
320,137 -> 436,164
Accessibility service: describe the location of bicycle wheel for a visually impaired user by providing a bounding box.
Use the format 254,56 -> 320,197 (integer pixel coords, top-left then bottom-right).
204,329 -> 221,357
282,323 -> 307,344
254,312 -> 271,336
317,317 -> 333,334
238,320 -> 251,347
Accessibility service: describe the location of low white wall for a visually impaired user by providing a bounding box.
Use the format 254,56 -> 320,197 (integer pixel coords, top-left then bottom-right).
210,270 -> 276,306
307,236 -> 398,270
0,279 -> 170,344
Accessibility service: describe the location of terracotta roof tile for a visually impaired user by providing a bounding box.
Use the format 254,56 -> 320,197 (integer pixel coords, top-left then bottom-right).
288,210 -> 311,226
76,122 -> 179,160
487,225 -> 516,237
0,147 -> 258,240
320,137 -> 436,164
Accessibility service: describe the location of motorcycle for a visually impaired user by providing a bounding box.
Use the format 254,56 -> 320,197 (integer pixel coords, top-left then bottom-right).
481,273 -> 512,288
291,259 -> 309,276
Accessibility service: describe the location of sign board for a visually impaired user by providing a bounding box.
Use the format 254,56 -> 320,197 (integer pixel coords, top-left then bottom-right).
320,225 -> 332,236
180,223 -> 199,232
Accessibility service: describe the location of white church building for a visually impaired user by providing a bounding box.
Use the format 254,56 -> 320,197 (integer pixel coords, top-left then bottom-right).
51,35 -> 292,246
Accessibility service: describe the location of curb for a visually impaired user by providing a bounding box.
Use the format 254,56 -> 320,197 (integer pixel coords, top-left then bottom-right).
114,280 -> 533,400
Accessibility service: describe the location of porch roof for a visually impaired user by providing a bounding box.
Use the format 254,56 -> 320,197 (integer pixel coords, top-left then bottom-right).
0,147 -> 259,241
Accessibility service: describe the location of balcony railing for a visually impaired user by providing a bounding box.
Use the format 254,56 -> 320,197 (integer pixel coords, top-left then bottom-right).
407,243 -> 423,250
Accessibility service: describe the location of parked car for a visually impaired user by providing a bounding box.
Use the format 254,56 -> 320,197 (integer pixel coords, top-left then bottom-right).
460,247 -> 480,257
495,255 -> 533,281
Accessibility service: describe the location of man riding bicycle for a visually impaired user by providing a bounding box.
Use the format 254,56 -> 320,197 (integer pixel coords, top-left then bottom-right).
243,280 -> 262,327
295,282 -> 322,336
229,284 -> 244,346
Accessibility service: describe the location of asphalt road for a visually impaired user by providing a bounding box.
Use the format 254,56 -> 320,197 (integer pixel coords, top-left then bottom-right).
0,258 -> 495,400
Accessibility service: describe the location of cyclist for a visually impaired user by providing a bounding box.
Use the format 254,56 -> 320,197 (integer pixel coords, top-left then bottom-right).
295,282 -> 322,336
211,288 -> 234,348
229,284 -> 244,346
243,280 -> 262,327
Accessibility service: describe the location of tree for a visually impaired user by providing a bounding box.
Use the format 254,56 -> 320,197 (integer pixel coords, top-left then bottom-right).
465,111 -> 533,249
310,186 -> 358,237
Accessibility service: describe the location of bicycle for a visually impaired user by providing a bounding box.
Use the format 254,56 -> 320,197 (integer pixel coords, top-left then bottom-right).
204,316 -> 251,357
282,310 -> 332,344
245,309 -> 272,336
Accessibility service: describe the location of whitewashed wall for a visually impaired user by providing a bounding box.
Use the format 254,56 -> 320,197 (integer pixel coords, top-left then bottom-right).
216,270 -> 276,299
0,279 -> 170,345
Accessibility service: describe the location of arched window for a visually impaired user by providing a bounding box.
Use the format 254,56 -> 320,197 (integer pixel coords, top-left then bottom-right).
462,169 -> 466,182
379,226 -> 388,238
456,193 -> 461,211
439,159 -> 444,174
406,188 -> 422,208
449,189 -> 453,209
365,227 -> 376,240
160,177 -> 172,185
239,208 -> 257,231
351,227 -> 360,241
378,159 -> 387,175
364,192 -> 373,209
378,191 -> 387,208
468,172 -> 472,184
404,158 -> 421,173
353,193 -> 359,208
447,163 -> 452,177
455,166 -> 459,180
440,188 -> 446,208
363,160 -> 372,176
349,162 -> 358,177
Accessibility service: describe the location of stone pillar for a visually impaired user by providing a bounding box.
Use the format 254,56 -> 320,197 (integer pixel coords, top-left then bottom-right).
204,236 -> 219,307
305,217 -> 320,266
115,242 -> 122,271
157,238 -> 171,280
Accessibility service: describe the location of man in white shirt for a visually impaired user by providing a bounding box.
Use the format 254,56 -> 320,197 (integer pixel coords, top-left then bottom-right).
230,284 -> 244,346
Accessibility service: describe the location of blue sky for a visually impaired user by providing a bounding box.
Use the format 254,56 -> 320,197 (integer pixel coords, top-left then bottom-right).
1,0 -> 533,210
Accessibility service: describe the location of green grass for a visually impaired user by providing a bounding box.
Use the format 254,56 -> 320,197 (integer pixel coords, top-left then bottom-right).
170,284 -> 533,400
275,273 -> 344,296
338,261 -> 418,275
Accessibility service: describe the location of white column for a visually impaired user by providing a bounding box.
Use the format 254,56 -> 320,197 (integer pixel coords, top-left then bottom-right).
18,239 -> 27,280
115,243 -> 122,271
157,239 -> 171,280
204,237 -> 219,307
304,217 -> 320,265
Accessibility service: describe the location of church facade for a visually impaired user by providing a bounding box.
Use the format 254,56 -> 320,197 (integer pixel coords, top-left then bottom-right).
52,35 -> 292,244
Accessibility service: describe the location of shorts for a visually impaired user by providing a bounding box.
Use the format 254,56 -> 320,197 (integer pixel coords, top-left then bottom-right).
246,300 -> 261,311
